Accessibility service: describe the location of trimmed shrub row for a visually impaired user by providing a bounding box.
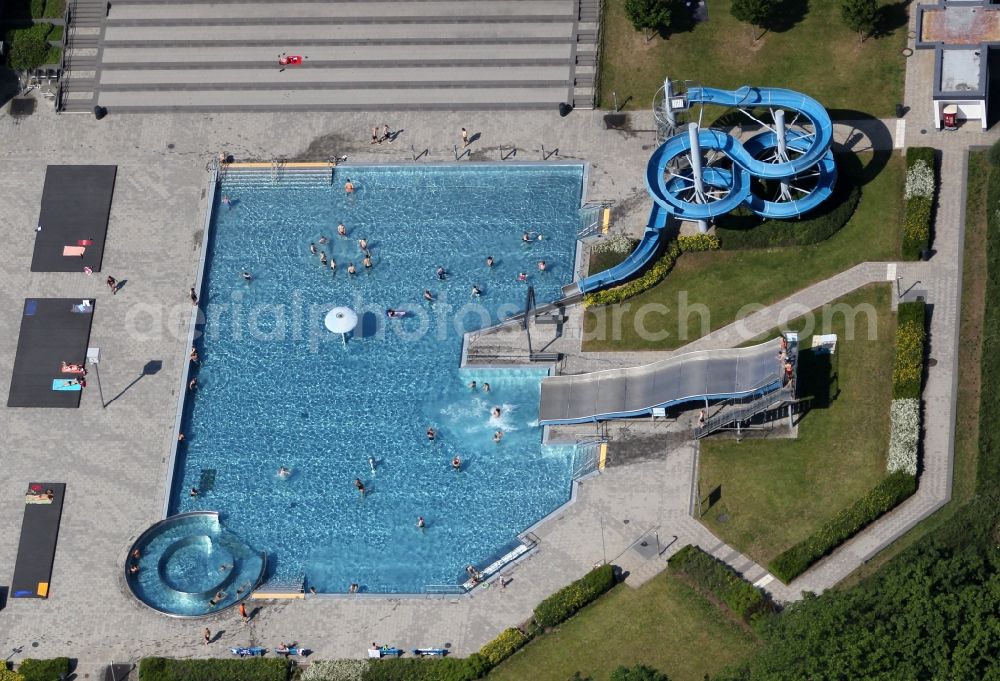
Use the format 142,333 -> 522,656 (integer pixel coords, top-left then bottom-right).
582,233 -> 720,308
768,471 -> 917,583
715,177 -> 861,250
138,657 -> 291,681
362,657 -> 486,681
902,147 -> 936,260
892,301 -> 926,399
533,563 -> 616,628
980,153 -> 1000,492
583,241 -> 680,308
17,659 -> 71,681
667,545 -> 772,621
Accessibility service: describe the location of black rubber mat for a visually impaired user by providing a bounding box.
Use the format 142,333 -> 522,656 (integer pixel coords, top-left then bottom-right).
7,298 -> 96,408
31,165 -> 117,272
10,483 -> 67,599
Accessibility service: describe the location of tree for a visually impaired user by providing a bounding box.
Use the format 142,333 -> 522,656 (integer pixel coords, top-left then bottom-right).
624,0 -> 675,41
729,0 -> 779,41
609,665 -> 670,681
841,0 -> 879,43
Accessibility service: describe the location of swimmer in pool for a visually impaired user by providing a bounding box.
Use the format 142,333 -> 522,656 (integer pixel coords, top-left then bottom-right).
494,430 -> 504,443
517,272 -> 527,282
318,235 -> 329,244
329,258 -> 336,272
354,478 -> 366,495
492,406 -> 501,418
363,255 -> 373,269
423,290 -> 435,302
469,380 -> 477,390
436,265 -> 447,280
348,263 -> 357,276
358,238 -> 368,251
278,466 -> 290,478
483,382 -> 490,393
345,179 -> 355,193
416,516 -> 425,528
241,270 -> 252,281
537,260 -> 547,272
427,427 -> 436,441
320,252 -> 328,266
486,255 -> 494,268
522,232 -> 531,243
338,222 -> 347,236
452,456 -> 461,471
309,242 -> 317,256
471,285 -> 482,297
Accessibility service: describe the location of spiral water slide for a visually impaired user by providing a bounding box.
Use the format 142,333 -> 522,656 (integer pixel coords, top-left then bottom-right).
577,86 -> 836,294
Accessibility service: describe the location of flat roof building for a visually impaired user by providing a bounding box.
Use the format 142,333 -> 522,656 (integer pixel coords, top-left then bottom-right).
916,0 -> 1000,129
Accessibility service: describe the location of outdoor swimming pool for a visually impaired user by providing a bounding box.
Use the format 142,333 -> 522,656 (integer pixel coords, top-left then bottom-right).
172,164 -> 586,594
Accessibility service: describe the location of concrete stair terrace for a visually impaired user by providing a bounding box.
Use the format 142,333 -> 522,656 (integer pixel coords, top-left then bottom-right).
72,0 -> 602,113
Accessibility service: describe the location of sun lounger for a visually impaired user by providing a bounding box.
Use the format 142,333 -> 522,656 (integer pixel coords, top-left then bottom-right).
52,379 -> 82,391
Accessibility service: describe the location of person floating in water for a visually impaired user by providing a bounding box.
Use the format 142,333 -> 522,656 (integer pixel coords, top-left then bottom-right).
318,235 -> 329,245
309,242 -> 317,256
363,255 -> 373,270
435,265 -> 447,280
517,272 -> 527,282
427,427 -> 436,441
486,255 -> 494,268
358,238 -> 368,252
423,290 -> 435,302
222,195 -> 232,209
369,456 -> 376,473
329,258 -> 336,273
483,382 -> 490,393
471,285 -> 482,297
338,223 -> 347,237
354,478 -> 366,495
241,270 -> 252,281
345,179 -> 355,194
469,380 -> 477,390
494,430 -> 504,443
348,263 -> 357,276
522,232 -> 531,243
190,346 -> 199,363
492,406 -> 501,418
320,252 -> 328,266
451,456 -> 461,471
416,516 -> 425,529
537,260 -> 547,272
349,583 -> 359,593
278,466 -> 291,478
190,487 -> 199,497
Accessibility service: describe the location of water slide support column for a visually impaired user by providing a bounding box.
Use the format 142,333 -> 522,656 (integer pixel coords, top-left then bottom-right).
775,109 -> 792,202
687,122 -> 709,234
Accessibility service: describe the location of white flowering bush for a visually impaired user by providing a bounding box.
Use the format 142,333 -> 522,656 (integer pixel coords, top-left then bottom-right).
302,659 -> 368,681
887,398 -> 920,475
904,160 -> 935,200
594,233 -> 637,255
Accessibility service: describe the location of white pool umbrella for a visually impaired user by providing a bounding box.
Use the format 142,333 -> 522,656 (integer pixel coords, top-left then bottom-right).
324,306 -> 358,344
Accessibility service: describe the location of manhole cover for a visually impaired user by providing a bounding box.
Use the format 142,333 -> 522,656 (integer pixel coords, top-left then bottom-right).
10,98 -> 36,116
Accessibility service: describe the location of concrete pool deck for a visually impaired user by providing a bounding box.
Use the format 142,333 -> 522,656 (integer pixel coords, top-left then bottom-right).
0,101 -> 932,675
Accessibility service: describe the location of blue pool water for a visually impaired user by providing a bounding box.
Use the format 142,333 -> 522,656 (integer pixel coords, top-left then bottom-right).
173,164 -> 585,593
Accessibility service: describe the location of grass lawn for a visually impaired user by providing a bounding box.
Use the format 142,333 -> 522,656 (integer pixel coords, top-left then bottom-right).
583,151 -> 903,351
488,574 -> 758,681
838,150 -> 990,587
697,285 -> 894,566
598,0 -> 908,117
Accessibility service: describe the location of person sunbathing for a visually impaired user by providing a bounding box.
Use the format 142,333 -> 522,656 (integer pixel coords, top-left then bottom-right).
62,362 -> 86,374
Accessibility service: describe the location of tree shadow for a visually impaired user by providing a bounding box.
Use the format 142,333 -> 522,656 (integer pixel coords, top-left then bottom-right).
826,109 -> 893,184
763,0 -> 809,34
872,0 -> 911,39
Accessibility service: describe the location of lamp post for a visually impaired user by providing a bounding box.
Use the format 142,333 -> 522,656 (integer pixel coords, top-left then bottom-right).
89,354 -> 106,408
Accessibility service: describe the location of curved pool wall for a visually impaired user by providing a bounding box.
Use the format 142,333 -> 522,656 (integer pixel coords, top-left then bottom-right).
163,162 -> 589,594
125,512 -> 266,617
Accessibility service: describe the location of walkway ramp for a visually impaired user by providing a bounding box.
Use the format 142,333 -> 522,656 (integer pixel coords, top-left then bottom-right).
538,338 -> 783,425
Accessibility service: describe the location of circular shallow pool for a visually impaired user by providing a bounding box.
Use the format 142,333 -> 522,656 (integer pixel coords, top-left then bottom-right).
126,512 -> 265,617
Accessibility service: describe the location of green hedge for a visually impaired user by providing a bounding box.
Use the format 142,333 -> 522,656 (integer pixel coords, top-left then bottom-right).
0,670 -> 23,681
980,158 -> 1000,492
892,302 -> 926,399
676,233 -> 719,252
667,545 -> 772,621
361,657 -> 486,681
478,628 -> 529,667
768,471 -> 917,583
138,657 -> 291,681
17,659 -> 71,681
533,563 -> 616,628
903,147 -> 936,260
715,176 -> 861,250
42,0 -> 64,18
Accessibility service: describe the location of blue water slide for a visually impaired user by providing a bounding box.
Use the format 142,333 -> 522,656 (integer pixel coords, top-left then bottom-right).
578,202 -> 668,293
576,84 -> 837,296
